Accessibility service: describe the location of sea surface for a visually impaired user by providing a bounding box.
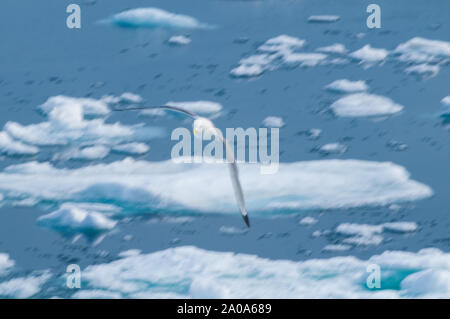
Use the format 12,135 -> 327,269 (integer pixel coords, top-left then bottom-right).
0,0 -> 449,298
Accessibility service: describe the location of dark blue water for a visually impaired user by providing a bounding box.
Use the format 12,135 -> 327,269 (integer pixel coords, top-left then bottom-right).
0,0 -> 449,298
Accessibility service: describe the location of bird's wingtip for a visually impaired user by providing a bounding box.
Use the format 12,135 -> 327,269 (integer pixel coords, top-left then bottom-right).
243,214 -> 250,228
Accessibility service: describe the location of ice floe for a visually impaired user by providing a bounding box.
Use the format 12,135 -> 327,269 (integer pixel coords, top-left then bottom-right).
283,52 -> 327,67
394,37 -> 450,63
258,35 -> 305,53
307,15 -> 340,23
262,116 -> 285,128
325,79 -> 368,93
112,143 -> 150,155
168,35 -> 191,46
0,272 -> 50,298
105,8 -> 212,30
2,95 -> 163,147
330,93 -> 404,118
442,96 -> 450,106
323,244 -> 351,252
299,216 -> 317,225
37,204 -> 117,234
316,43 -> 347,54
76,246 -> 450,298
349,45 -> 389,65
319,143 -> 347,155
405,63 -> 440,78
0,132 -> 39,156
219,226 -> 248,235
0,253 -> 14,275
39,95 -> 110,117
0,157 -> 432,214
336,222 -> 418,246
231,35 -> 328,77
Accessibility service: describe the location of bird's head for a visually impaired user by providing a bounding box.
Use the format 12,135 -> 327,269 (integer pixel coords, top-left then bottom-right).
192,117 -> 217,137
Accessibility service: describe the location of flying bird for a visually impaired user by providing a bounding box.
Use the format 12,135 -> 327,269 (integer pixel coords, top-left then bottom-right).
113,105 -> 250,227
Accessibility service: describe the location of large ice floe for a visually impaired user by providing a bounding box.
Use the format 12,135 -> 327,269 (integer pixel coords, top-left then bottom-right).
75,246 -> 450,298
1,95 -> 163,147
104,8 -> 212,30
330,93 -> 404,118
0,157 -> 432,214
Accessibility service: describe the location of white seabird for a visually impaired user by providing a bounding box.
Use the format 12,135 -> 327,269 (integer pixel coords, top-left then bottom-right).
114,105 -> 250,227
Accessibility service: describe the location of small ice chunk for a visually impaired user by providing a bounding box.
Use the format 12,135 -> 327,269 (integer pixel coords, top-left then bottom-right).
325,79 -> 368,93
219,226 -> 248,235
299,217 -> 318,225
37,204 -> 117,233
316,43 -> 347,54
308,15 -> 340,23
441,96 -> 450,106
330,93 -> 403,117
258,35 -> 305,53
307,128 -> 322,140
319,143 -> 347,155
323,244 -> 351,252
168,35 -> 191,45
283,52 -> 327,67
349,45 -> 389,64
0,253 -> 14,275
112,143 -> 149,155
383,222 -> 418,233
262,116 -> 285,128
405,64 -> 440,78
119,249 -> 142,258
230,63 -> 267,77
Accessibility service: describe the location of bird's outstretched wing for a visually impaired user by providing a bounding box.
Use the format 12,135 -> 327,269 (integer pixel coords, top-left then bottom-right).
217,132 -> 250,228
112,105 -> 198,119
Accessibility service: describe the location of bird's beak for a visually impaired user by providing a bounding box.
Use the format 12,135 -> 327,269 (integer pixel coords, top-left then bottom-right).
193,128 -> 198,134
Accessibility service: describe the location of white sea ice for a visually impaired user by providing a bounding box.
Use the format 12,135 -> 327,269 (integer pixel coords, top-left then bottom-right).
325,79 -> 368,93
262,116 -> 285,128
76,246 -> 450,298
349,45 -> 389,65
37,204 -> 117,233
0,157 -> 432,214
168,35 -> 191,45
330,93 -> 403,118
107,7 -> 212,30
